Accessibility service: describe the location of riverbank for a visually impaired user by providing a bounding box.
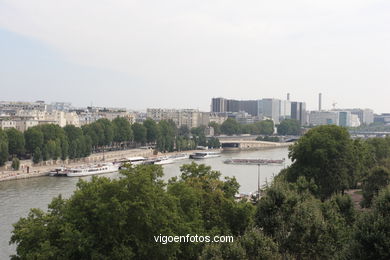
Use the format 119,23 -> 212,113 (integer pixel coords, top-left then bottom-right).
0,141 -> 293,182
0,148 -> 217,182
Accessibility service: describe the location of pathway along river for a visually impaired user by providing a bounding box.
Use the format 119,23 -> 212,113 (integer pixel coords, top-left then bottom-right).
0,147 -> 290,258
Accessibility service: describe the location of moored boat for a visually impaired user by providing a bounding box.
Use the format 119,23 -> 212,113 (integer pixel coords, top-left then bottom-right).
189,151 -> 221,159
66,163 -> 119,177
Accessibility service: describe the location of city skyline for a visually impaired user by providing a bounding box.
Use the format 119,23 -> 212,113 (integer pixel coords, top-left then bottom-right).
1,1 -> 390,113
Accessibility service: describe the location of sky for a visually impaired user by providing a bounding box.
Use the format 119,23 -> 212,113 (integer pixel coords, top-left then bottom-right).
0,0 -> 389,113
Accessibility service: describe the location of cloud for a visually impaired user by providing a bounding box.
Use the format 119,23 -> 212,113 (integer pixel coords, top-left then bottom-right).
0,0 -> 389,111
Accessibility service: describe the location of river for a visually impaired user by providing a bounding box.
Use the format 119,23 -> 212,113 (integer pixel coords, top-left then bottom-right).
0,147 -> 290,259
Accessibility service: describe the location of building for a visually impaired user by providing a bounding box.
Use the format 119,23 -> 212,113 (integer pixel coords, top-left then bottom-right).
338,111 -> 352,127
147,108 -> 207,129
374,113 -> 390,124
291,102 -> 307,125
259,98 -> 281,124
333,108 -> 374,125
309,111 -> 339,126
211,98 -> 227,113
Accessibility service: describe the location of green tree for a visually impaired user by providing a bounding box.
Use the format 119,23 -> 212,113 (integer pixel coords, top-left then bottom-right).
191,126 -> 207,147
221,118 -> 240,135
208,122 -> 221,136
0,129 -> 9,166
24,127 -> 43,154
112,117 -> 133,143
277,119 -> 300,135
207,137 -> 220,148
11,157 -> 20,170
5,128 -> 25,157
132,123 -> 147,144
156,120 -> 176,152
32,147 -> 42,164
143,118 -> 159,143
258,120 -> 274,135
349,186 -> 390,259
286,125 -> 356,199
361,166 -> 390,207
200,227 -> 280,260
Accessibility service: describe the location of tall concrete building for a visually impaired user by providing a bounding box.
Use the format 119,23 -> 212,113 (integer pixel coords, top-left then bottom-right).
291,102 -> 307,125
259,99 -> 281,124
309,111 -> 339,126
211,98 -> 226,113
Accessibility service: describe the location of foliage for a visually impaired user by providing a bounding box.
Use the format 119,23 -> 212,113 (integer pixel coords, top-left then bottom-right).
0,129 -> 9,166
32,147 -> 42,164
200,227 -> 280,260
112,117 -> 133,143
156,120 -> 176,152
277,119 -> 300,135
11,157 -> 20,170
191,126 -> 207,147
5,128 -> 25,157
207,137 -> 220,148
221,118 -> 240,135
143,118 -> 159,143
348,186 -> 390,259
208,122 -> 221,136
10,162 -> 256,259
286,125 -> 356,199
24,127 -> 44,154
256,136 -> 280,142
131,123 -> 147,144
361,166 -> 390,207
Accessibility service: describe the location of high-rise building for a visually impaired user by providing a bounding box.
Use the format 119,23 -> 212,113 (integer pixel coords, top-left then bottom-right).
211,98 -> 226,113
291,102 -> 307,125
259,99 -> 281,124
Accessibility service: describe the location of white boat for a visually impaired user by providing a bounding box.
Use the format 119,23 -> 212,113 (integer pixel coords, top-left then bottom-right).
189,151 -> 221,159
126,156 -> 147,165
153,157 -> 174,165
168,153 -> 189,161
66,163 -> 119,177
48,167 -> 69,177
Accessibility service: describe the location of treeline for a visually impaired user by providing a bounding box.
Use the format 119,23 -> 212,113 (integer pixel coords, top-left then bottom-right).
0,118 -> 221,167
210,118 -> 274,136
10,126 -> 390,259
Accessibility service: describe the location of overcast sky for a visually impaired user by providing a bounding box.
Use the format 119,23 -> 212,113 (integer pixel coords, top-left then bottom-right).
0,0 -> 389,113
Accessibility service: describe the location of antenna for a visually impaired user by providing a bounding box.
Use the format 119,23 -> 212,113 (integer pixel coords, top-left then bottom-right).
332,102 -> 337,109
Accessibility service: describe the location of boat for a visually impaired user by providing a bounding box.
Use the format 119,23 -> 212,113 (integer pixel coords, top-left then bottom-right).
48,166 -> 69,177
223,158 -> 285,165
189,151 -> 221,159
152,157 -> 174,165
168,153 -> 189,161
66,163 -> 119,177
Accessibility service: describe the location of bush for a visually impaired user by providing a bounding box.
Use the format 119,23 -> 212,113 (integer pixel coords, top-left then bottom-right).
11,158 -> 20,170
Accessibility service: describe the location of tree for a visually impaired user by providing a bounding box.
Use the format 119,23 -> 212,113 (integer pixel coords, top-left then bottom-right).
178,125 -> 190,137
143,118 -> 159,143
32,147 -> 42,164
258,120 -> 274,135
11,158 -> 20,170
156,120 -> 176,152
277,119 -> 300,135
221,118 -> 240,135
255,178 -> 351,258
207,137 -> 220,148
132,123 -> 147,144
286,125 -> 356,199
6,128 -> 25,157
349,186 -> 390,259
24,127 -> 43,154
112,117 -> 133,144
200,227 -> 280,260
361,166 -> 390,207
0,129 -> 9,166
208,122 -> 221,136
191,126 -> 207,147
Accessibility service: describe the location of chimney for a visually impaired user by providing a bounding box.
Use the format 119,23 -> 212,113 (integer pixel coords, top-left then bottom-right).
287,93 -> 290,101
319,93 -> 322,111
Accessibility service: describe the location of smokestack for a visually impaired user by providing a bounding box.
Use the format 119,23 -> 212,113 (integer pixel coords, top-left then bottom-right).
287,93 -> 290,101
319,93 -> 322,111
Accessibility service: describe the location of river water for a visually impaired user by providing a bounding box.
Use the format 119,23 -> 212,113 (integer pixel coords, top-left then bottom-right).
0,147 -> 290,259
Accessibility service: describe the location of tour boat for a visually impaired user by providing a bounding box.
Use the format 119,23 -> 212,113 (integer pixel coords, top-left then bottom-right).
152,157 -> 174,165
48,167 -> 69,177
168,153 -> 189,161
189,151 -> 221,159
66,163 -> 119,177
